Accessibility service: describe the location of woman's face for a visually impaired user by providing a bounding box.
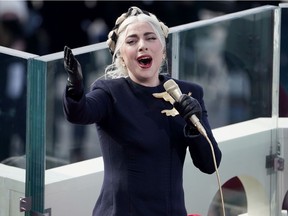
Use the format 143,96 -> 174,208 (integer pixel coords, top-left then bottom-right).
120,21 -> 164,87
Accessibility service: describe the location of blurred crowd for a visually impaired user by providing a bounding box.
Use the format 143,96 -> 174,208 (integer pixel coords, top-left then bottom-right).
0,0 -> 284,55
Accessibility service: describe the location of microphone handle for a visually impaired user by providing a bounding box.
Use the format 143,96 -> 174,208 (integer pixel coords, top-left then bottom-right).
164,79 -> 207,136
190,114 -> 207,136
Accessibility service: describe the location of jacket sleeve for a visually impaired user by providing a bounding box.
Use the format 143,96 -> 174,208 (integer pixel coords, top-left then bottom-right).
62,81 -> 113,125
182,83 -> 222,174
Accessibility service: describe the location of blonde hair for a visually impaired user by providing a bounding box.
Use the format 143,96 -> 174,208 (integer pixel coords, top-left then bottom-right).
105,7 -> 169,79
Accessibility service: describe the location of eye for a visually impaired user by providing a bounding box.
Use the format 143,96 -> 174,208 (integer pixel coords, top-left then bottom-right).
126,40 -> 135,45
126,38 -> 137,45
148,37 -> 157,41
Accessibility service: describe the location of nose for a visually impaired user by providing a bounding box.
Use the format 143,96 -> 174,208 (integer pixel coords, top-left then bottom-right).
138,39 -> 148,51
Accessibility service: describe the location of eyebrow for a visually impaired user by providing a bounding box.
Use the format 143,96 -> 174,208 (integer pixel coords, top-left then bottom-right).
126,32 -> 156,38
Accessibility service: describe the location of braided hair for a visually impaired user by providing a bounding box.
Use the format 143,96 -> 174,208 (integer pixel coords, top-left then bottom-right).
104,6 -> 169,79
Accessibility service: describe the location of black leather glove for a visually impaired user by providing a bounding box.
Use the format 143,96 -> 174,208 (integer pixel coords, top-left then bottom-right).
174,94 -> 202,126
64,46 -> 84,100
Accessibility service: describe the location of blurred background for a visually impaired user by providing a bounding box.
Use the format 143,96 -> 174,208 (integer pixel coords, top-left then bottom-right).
0,0 -> 285,55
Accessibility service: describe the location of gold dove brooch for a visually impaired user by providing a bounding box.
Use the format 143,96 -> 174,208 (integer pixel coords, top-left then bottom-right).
152,91 -> 192,117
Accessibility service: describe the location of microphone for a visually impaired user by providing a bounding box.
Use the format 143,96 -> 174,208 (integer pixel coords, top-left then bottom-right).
163,79 -> 207,136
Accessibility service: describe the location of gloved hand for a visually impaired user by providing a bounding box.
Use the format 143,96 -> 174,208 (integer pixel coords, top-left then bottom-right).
174,94 -> 202,126
64,46 -> 83,100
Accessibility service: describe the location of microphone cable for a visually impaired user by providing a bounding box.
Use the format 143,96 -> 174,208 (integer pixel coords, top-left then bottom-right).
162,79 -> 225,216
198,128 -> 226,216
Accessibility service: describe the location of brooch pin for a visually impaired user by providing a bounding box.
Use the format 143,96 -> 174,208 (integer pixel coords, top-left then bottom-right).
152,92 -> 179,117
152,91 -> 192,117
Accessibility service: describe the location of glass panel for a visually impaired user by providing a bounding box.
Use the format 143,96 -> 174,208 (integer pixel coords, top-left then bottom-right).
175,8 -> 275,128
279,3 -> 288,215
26,58 -> 46,215
0,47 -> 36,166
0,46 -> 38,216
279,4 -> 288,118
169,6 -> 279,215
0,52 -> 27,165
34,44 -> 111,169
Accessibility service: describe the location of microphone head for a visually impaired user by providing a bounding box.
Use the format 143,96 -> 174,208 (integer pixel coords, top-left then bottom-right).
163,79 -> 178,93
163,79 -> 182,101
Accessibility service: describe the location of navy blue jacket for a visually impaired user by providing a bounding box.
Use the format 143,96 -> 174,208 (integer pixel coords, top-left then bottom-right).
63,75 -> 222,216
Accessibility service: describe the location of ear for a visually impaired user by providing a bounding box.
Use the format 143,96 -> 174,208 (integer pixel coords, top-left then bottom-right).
119,56 -> 126,67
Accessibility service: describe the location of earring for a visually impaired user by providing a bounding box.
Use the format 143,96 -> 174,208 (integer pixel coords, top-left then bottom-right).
120,58 -> 126,67
122,63 -> 126,68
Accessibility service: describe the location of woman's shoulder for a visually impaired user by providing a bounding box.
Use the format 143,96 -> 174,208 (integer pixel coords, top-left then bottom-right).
173,78 -> 203,93
160,75 -> 203,99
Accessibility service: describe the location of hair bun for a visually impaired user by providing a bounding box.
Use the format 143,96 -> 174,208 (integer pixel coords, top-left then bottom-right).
106,6 -> 169,55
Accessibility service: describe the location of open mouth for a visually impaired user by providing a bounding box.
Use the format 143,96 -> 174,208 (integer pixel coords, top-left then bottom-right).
137,56 -> 152,68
